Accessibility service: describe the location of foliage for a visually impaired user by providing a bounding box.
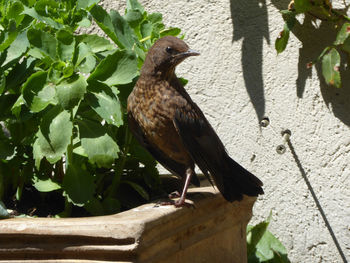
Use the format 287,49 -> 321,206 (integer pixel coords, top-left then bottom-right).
0,0 -> 182,217
275,0 -> 350,88
247,214 -> 291,263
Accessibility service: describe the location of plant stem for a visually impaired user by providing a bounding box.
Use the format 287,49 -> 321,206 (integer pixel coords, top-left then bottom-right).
107,129 -> 132,198
139,29 -> 167,43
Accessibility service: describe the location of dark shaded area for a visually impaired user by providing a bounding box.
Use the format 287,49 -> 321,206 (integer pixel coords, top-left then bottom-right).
230,0 -> 270,122
287,139 -> 348,263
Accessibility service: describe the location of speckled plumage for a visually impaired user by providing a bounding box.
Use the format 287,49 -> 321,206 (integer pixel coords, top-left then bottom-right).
127,36 -> 263,206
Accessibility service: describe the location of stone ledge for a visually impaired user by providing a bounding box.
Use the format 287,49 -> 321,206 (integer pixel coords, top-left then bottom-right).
0,187 -> 256,263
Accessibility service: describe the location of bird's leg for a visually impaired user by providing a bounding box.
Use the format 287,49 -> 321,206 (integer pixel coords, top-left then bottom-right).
174,167 -> 193,207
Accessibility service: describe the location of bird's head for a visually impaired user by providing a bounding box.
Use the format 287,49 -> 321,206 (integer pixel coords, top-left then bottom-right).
141,36 -> 200,78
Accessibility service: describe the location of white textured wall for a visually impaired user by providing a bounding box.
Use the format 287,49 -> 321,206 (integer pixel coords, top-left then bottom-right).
101,1 -> 350,262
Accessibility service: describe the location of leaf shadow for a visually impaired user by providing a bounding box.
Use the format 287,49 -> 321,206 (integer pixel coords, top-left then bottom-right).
230,0 -> 270,123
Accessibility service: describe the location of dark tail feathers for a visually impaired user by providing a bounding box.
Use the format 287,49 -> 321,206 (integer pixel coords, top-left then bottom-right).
219,155 -> 264,202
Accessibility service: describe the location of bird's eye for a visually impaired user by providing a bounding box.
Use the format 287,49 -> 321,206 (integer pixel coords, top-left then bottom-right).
165,46 -> 173,54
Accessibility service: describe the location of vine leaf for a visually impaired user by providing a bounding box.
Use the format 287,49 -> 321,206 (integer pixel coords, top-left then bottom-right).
321,48 -> 341,88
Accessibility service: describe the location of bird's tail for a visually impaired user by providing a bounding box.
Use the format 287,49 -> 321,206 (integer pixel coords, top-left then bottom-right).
217,154 -> 264,202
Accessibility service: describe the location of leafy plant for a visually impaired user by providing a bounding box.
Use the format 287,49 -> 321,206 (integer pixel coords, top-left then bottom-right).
275,0 -> 350,88
247,214 -> 291,263
0,0 -> 182,217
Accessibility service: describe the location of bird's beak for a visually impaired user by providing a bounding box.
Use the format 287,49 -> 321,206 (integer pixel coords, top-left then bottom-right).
177,49 -> 200,59
183,49 -> 200,57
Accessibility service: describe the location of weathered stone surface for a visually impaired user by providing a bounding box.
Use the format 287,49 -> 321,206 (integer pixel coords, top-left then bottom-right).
0,187 -> 256,263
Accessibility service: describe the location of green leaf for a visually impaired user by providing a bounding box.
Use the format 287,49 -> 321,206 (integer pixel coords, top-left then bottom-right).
294,0 -> 312,13
247,215 -> 291,263
86,82 -> 123,127
122,180 -> 149,200
7,1 -> 25,26
55,75 -> 87,110
22,71 -> 56,112
34,107 -> 73,166
126,0 -> 145,14
78,119 -> 119,168
342,37 -> 350,54
275,27 -> 290,54
33,176 -> 61,192
1,31 -> 29,67
27,28 -> 57,60
110,10 -> 136,49
125,10 -> 144,28
88,49 -> 138,86
148,13 -> 162,24
76,34 -> 115,53
334,23 -> 350,45
63,164 -> 95,206
90,5 -> 125,49
76,0 -> 100,10
160,27 -> 181,37
322,48 -> 341,88
56,29 -> 75,62
23,6 -> 63,29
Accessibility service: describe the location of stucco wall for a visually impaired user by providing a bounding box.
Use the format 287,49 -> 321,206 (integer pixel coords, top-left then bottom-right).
100,1 -> 350,262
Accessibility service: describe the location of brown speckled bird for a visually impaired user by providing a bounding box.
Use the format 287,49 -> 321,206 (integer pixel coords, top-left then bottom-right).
127,36 -> 263,207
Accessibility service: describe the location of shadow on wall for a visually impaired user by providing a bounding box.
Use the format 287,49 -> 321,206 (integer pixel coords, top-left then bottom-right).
230,0 -> 350,127
229,0 -> 270,123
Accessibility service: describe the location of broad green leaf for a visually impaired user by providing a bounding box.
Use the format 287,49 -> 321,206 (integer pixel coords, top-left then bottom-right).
27,28 -> 57,60
11,95 -> 25,118
148,13 -> 162,24
90,5 -> 124,48
5,57 -> 36,93
126,0 -> 145,14
125,9 -> 144,28
334,23 -> 350,45
86,82 -> 123,126
160,27 -> 181,37
77,0 -> 100,10
22,71 -> 56,112
110,10 -> 136,49
322,48 -> 341,88
76,34 -> 114,53
343,37 -> 350,54
140,20 -> 152,46
78,119 -> 119,168
34,107 -> 73,165
34,0 -> 59,16
56,29 -> 75,62
63,164 -> 95,206
33,176 -> 61,192
2,31 -> 29,67
88,49 -> 138,86
23,6 -> 62,29
247,221 -> 290,262
0,27 -> 18,52
56,75 -> 87,109
75,42 -> 97,73
122,180 -> 149,200
7,1 -> 24,27
294,0 -> 312,13
275,27 -> 290,54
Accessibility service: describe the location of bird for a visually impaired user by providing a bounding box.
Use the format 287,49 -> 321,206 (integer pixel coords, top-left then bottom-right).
127,36 -> 263,207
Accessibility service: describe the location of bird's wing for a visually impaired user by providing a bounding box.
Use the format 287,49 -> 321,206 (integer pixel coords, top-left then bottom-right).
128,112 -> 200,186
173,106 -> 264,201
173,107 -> 225,190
